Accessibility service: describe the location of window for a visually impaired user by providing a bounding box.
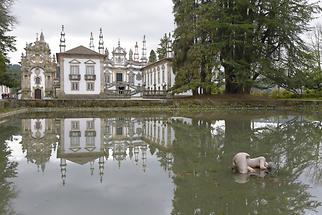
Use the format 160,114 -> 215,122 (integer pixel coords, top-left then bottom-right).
150,73 -> 152,85
162,68 -> 165,83
71,82 -> 79,91
116,73 -> 123,82
153,69 -> 156,84
87,82 -> 94,91
147,72 -> 150,86
86,136 -> 95,146
71,136 -> 80,147
35,77 -> 41,85
87,120 -> 94,129
106,125 -> 111,135
71,121 -> 79,130
158,71 -> 160,84
116,127 -> 123,135
86,66 -> 95,75
35,121 -> 42,130
70,65 -> 79,75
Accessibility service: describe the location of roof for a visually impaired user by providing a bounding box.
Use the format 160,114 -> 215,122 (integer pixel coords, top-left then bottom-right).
141,57 -> 173,70
58,45 -> 105,57
58,151 -> 104,165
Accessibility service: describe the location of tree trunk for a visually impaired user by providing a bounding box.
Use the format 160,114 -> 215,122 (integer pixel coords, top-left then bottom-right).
192,88 -> 199,95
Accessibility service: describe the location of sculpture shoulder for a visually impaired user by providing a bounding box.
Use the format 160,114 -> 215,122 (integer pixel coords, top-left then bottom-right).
233,152 -> 250,160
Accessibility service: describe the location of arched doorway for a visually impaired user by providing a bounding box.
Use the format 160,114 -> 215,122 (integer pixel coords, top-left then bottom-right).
35,89 -> 42,99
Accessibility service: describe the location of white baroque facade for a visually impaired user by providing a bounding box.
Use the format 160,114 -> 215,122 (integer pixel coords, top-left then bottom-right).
104,40 -> 147,97
20,32 -> 57,99
56,46 -> 105,98
21,26 -> 181,99
141,58 -> 175,96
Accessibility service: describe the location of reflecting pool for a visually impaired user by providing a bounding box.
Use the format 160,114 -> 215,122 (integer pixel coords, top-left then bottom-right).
1,111 -> 322,215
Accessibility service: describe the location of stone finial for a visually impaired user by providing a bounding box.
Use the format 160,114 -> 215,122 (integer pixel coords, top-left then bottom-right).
89,32 -> 95,50
134,42 -> 139,61
98,28 -> 104,54
59,25 -> 66,52
140,35 -> 147,63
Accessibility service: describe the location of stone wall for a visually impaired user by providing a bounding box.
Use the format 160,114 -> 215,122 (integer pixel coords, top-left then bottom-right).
2,97 -> 322,111
3,99 -> 171,108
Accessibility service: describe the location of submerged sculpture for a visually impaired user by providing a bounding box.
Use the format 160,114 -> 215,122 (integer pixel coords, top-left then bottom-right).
232,152 -> 274,183
232,152 -> 269,174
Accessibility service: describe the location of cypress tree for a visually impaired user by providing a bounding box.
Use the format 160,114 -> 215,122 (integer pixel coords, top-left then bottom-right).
149,50 -> 157,63
157,33 -> 169,60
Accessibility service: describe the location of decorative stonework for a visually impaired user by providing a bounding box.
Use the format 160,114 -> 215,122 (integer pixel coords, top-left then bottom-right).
21,32 -> 57,99
104,40 -> 147,97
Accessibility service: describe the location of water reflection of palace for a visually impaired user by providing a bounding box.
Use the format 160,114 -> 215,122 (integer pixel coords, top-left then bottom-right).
10,114 -> 322,215
19,117 -> 176,185
21,119 -> 58,172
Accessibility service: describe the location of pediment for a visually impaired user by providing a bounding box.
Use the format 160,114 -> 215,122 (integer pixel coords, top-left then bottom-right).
69,59 -> 81,64
85,59 -> 96,64
69,147 -> 81,152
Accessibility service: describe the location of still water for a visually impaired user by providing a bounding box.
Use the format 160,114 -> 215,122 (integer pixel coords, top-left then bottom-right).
1,111 -> 322,215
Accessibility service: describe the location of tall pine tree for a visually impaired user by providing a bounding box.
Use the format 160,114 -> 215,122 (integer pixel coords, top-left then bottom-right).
172,0 -> 321,94
157,33 -> 169,60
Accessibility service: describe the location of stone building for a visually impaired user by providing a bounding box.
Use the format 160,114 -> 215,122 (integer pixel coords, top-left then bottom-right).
56,26 -> 105,98
56,26 -> 150,98
104,39 -> 147,97
141,58 -> 175,97
56,46 -> 105,98
21,26 -> 180,99
141,35 -> 175,97
20,32 -> 57,99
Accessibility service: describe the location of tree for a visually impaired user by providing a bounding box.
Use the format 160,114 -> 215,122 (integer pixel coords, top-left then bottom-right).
167,115 -> 322,215
0,0 -> 16,87
172,0 -> 203,95
148,50 -> 157,63
0,120 -> 19,215
157,33 -> 169,60
304,25 -> 322,90
172,0 -> 321,94
311,25 -> 322,71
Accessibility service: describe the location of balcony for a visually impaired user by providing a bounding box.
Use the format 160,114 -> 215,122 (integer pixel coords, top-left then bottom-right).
69,74 -> 81,81
69,131 -> 81,137
85,130 -> 96,137
85,74 -> 96,81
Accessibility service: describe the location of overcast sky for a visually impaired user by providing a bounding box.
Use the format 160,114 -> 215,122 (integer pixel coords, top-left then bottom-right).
8,0 -> 174,64
7,0 -> 322,64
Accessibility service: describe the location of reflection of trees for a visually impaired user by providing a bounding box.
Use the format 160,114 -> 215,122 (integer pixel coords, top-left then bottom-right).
252,118 -> 322,184
169,115 -> 321,215
0,121 -> 19,215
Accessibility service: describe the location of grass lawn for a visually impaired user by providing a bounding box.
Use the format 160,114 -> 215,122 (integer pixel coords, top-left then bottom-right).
0,108 -> 17,113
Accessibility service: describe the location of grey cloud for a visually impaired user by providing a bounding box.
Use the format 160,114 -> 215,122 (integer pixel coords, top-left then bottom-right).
9,0 -> 174,63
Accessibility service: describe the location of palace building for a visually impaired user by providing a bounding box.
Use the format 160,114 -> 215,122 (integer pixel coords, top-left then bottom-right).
21,26 -> 178,99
